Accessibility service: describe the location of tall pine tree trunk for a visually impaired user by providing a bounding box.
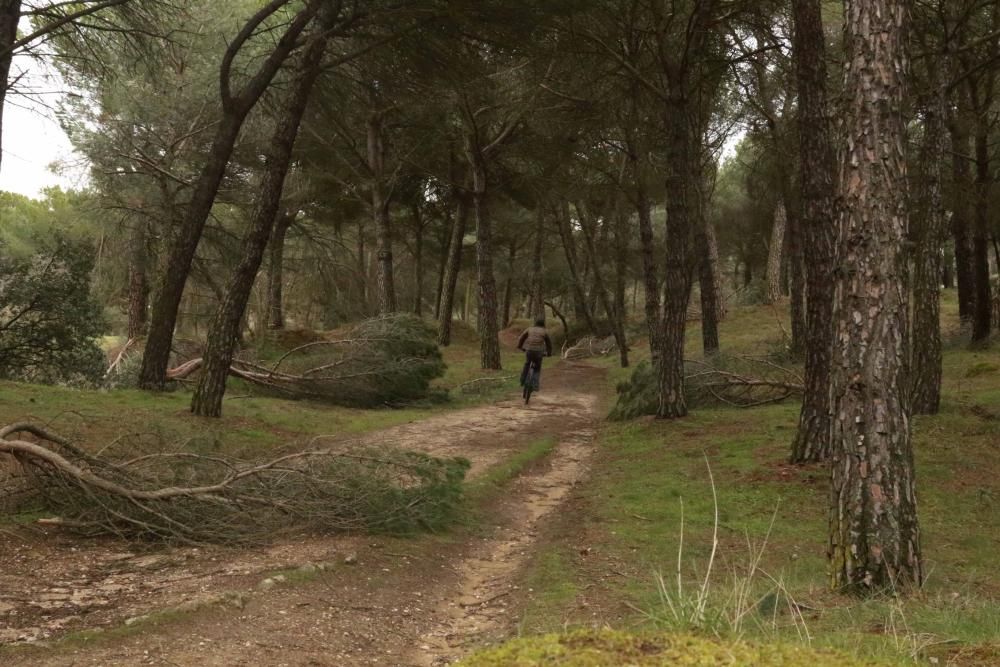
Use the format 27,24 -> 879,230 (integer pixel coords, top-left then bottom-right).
0,0 -> 20,174
530,208 -> 545,321
412,203 -> 424,315
139,1 -> 319,390
636,178 -> 663,363
948,116 -> 977,323
576,202 -> 629,367
829,0 -> 921,594
557,200 -> 598,334
765,200 -> 786,304
911,92 -> 946,415
657,96 -> 697,419
471,159 -> 501,369
790,0 -> 837,464
190,16 -> 330,418
266,211 -> 294,330
126,219 -> 150,340
368,112 -> 397,314
437,193 -> 469,346
786,199 -> 807,357
971,122 -> 993,343
500,240 -> 516,329
696,202 -> 720,355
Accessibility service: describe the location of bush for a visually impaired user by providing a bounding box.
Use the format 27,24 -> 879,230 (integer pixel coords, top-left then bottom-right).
0,233 -> 105,385
460,629 -> 887,666
608,360 -> 659,420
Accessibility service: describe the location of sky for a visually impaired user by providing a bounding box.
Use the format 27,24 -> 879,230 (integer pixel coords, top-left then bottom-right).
0,54 -> 87,199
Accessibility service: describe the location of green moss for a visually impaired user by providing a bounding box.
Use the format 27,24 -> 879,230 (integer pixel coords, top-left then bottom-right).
460,629 -> 891,666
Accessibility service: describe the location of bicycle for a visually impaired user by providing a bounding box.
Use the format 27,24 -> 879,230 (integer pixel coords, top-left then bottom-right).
523,363 -> 540,404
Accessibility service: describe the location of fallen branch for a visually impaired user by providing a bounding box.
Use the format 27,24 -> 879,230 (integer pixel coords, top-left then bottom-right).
0,424 -> 469,544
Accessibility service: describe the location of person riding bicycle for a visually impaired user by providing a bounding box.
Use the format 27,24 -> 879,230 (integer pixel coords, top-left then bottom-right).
517,317 -> 553,392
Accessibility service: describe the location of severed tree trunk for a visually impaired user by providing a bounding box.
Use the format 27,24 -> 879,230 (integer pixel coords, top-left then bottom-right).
0,0 -> 19,174
790,0 -> 837,464
126,218 -> 150,340
266,211 -> 294,330
437,192 -> 470,346
765,200 -> 786,304
470,159 -> 501,370
190,14 -> 331,418
139,0 -> 320,390
368,110 -> 397,314
971,121 -> 993,344
948,115 -> 977,324
829,0 -> 921,594
911,92 -> 946,415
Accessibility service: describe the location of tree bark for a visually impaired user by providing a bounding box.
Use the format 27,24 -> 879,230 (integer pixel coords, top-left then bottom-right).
126,218 -> 150,340
437,192 -> 469,346
530,208 -> 545,321
948,114 -> 977,323
0,0 -> 20,174
911,94 -> 946,415
576,202 -> 629,367
190,13 -> 330,418
786,200 -> 807,357
765,200 -> 786,304
657,95 -> 698,419
368,111 -> 397,314
635,182 -> 663,362
696,203 -> 720,356
470,158 -> 502,370
557,199 -> 598,335
790,0 -> 837,464
829,0 -> 921,594
500,240 -> 516,329
971,120 -> 993,344
412,202 -> 424,316
138,0 -> 320,390
266,211 -> 294,330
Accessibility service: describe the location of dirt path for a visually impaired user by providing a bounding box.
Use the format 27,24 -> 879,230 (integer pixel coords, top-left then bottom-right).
1,361 -> 604,666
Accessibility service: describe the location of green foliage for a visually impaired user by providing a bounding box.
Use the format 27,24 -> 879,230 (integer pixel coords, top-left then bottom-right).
0,229 -> 106,385
608,360 -> 659,420
460,629 -> 887,666
255,313 -> 447,407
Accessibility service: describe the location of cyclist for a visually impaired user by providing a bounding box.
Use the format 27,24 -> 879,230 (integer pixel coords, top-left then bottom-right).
517,317 -> 553,392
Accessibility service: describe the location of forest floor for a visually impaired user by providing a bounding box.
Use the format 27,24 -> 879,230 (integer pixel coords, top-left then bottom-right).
1,357 -> 608,666
2,298 -> 1000,666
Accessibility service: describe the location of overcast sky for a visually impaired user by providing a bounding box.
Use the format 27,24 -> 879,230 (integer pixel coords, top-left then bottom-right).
0,54 -> 87,199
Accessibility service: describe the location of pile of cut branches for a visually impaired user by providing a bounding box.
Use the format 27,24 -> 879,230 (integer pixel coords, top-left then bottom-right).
0,423 -> 468,544
562,335 -> 619,360
609,357 -> 803,420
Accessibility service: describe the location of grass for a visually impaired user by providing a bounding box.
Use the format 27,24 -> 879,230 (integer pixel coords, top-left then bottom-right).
518,290 -> 1000,666
0,330 -> 526,461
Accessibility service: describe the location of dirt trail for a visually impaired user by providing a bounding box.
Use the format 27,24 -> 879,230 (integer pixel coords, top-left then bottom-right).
1,361 -> 604,666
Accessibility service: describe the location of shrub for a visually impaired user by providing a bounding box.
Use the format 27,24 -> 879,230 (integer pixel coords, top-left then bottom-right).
0,234 -> 105,385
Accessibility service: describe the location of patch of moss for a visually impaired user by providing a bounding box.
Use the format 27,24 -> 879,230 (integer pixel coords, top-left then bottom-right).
965,362 -> 999,378
460,629 -> 891,666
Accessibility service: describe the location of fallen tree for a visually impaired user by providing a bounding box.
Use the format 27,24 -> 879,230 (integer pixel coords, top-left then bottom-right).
609,357 -> 804,420
0,422 -> 468,544
108,315 -> 447,407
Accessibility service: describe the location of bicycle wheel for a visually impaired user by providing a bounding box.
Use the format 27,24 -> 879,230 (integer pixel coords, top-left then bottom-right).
524,369 -> 535,404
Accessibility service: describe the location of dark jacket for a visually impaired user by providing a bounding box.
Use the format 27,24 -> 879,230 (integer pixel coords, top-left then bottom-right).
517,326 -> 552,356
